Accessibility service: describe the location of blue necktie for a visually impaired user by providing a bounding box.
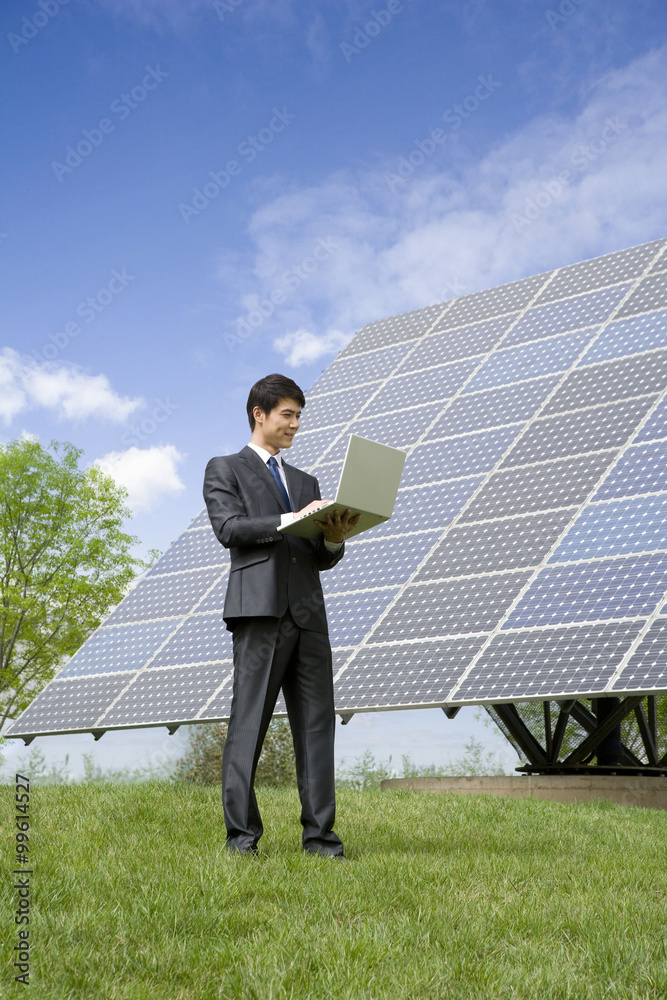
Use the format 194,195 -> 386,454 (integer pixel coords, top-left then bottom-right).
268,455 -> 291,511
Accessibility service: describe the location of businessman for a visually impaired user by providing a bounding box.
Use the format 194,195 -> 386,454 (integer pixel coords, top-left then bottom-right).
203,373 -> 360,857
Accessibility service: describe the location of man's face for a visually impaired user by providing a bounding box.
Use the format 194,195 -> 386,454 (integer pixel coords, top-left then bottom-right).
252,397 -> 301,453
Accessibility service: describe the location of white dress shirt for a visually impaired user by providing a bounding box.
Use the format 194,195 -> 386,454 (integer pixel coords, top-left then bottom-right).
247,442 -> 342,552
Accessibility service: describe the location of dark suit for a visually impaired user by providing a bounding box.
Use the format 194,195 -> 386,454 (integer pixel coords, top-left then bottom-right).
203,446 -> 345,855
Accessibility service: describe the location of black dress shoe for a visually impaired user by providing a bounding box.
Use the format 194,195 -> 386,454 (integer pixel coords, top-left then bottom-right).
226,843 -> 259,856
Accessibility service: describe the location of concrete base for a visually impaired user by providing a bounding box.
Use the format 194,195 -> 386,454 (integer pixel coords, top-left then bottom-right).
380,775 -> 667,810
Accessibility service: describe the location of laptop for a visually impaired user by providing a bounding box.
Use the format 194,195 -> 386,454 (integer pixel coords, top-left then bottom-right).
278,434 -> 407,540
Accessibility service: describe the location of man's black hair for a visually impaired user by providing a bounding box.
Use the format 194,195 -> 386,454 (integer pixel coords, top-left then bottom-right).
246,374 -> 306,431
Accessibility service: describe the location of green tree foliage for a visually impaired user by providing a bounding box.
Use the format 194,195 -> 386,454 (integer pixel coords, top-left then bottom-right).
173,719 -> 298,787
0,438 -> 148,730
0,744 -> 175,785
336,737 -> 508,790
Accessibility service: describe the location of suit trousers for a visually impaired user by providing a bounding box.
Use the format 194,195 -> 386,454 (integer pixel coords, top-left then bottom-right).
221,612 -> 343,855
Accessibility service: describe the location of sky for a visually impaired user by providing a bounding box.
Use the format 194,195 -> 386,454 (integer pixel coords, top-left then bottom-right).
2,0 -> 667,781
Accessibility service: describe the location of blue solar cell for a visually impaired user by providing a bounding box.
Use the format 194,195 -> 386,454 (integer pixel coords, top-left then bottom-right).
578,310 -> 667,366
616,272 -> 667,318
501,396 -> 656,469
338,303 -> 444,357
369,477 -> 482,538
287,427 -> 343,468
370,358 -> 481,413
101,665 -> 229,726
2,675 -> 137,735
612,618 -> 667,691
324,531 -> 439,593
198,676 -> 235,721
146,526 -> 227,576
504,553 -> 667,628
461,452 -> 614,522
105,567 -> 225,624
321,404 -> 435,464
307,342 -> 407,397
503,283 -> 631,348
326,588 -> 400,646
534,243 -> 661,302
58,620 -> 181,677
594,440 -> 667,499
300,382 -> 376,429
416,511 -> 573,580
334,636 -> 485,709
425,376 -> 558,438
149,614 -> 233,666
407,426 -> 521,485
550,494 -> 667,562
463,329 -> 593,393
188,508 -> 211,530
398,314 -> 517,371
372,572 -> 531,639
635,397 -> 667,442
192,573 -> 230,613
310,462 -> 342,500
542,348 -> 667,415
436,271 -> 550,330
458,621 -> 644,702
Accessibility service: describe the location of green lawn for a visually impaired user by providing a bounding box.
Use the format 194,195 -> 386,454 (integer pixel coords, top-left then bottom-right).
1,782 -> 666,999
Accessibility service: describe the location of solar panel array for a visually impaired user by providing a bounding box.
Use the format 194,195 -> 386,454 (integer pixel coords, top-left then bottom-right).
6,237 -> 667,741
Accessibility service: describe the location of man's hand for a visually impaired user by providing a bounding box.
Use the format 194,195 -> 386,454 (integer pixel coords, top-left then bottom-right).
313,508 -> 362,543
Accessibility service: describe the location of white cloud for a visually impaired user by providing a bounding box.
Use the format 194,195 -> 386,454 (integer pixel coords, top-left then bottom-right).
0,350 -> 26,423
94,445 -> 186,513
0,349 -> 142,425
274,327 -> 348,366
221,46 -> 667,364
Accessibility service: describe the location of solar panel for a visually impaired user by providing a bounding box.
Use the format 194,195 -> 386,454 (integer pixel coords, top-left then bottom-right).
6,236 -> 667,744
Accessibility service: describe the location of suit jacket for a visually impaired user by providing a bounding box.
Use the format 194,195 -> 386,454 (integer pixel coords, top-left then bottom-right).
203,446 -> 344,632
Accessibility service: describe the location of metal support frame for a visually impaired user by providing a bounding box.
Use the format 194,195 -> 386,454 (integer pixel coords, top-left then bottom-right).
483,696 -> 666,775
563,696 -> 643,766
551,700 -> 576,761
491,703 -> 549,766
635,702 -> 659,765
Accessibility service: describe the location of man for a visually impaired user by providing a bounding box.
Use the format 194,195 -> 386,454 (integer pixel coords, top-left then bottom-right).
203,373 -> 360,857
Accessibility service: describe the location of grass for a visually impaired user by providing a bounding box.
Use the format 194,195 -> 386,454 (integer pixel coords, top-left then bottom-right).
1,782 -> 666,999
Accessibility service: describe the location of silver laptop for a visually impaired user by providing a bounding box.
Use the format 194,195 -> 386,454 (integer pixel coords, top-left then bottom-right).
278,435 -> 407,540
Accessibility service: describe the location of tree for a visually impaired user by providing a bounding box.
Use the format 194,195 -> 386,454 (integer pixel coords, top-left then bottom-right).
0,438 -> 148,730
335,738 -> 508,791
173,720 -> 297,787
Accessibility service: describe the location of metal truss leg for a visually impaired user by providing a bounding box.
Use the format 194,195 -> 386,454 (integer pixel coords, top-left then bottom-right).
491,703 -> 548,766
562,696 -> 644,766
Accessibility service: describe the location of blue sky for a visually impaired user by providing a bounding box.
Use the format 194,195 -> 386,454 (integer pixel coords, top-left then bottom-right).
2,0 -> 667,779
